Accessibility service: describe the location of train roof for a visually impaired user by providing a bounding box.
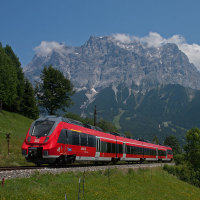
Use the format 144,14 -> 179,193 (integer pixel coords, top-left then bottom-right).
36,115 -> 172,150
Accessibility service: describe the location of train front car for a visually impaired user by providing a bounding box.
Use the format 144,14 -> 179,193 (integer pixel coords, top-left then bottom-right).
21,116 -> 62,165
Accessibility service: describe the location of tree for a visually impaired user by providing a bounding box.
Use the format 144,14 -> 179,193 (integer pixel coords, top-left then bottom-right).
36,65 -> 74,115
153,136 -> 159,144
0,46 -> 18,111
184,128 -> 200,169
164,135 -> 182,155
124,131 -> 132,138
98,119 -> 118,133
22,79 -> 39,119
4,45 -> 25,112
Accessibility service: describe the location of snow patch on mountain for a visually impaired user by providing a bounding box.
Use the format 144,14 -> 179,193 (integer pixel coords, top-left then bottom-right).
113,32 -> 200,71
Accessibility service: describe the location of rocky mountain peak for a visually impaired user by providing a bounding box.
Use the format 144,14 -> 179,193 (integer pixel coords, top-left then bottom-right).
24,35 -> 200,92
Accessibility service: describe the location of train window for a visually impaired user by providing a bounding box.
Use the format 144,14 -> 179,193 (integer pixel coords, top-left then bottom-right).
57,129 -> 66,144
158,150 -> 166,156
88,134 -> 96,147
167,150 -> 173,155
80,133 -> 87,146
67,131 -> 73,145
101,141 -> 107,153
127,145 -> 130,154
107,142 -> 112,153
112,143 -> 116,153
72,131 -> 80,145
117,144 -> 123,154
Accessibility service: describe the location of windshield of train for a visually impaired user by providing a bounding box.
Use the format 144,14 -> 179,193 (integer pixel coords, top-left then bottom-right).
31,120 -> 55,137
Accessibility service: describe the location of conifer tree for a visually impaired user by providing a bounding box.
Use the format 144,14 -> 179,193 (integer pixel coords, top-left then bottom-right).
4,45 -> 25,112
0,46 -> 18,110
22,79 -> 39,119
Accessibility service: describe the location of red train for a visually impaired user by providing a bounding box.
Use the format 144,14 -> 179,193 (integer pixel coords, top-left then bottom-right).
21,116 -> 173,165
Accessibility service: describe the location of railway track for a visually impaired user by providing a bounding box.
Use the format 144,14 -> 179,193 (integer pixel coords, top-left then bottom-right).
0,161 -> 170,172
0,162 -> 174,180
0,165 -> 44,171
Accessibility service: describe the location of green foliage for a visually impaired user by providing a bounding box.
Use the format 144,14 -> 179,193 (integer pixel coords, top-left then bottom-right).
124,131 -> 132,138
174,154 -> 185,165
97,119 -> 118,133
153,135 -> 159,144
1,168 -> 200,199
0,110 -> 33,166
164,164 -> 200,188
64,112 -> 118,133
4,45 -> 25,112
184,128 -> 200,169
22,79 -> 39,119
164,135 -> 182,154
0,43 -> 38,119
65,112 -> 94,125
0,46 -> 18,109
36,65 -> 74,115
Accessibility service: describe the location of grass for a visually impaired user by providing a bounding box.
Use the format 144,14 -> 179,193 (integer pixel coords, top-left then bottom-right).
0,110 -> 33,166
0,168 -> 200,200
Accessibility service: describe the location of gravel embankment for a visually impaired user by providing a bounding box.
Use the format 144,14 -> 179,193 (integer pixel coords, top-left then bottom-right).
0,163 -> 174,180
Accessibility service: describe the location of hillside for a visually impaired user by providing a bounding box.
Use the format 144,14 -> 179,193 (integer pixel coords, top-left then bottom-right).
69,84 -> 200,144
0,111 -> 33,166
1,168 -> 200,199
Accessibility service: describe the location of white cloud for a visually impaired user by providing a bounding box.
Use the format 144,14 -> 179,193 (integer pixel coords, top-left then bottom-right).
113,32 -> 200,71
113,33 -> 131,43
34,41 -> 66,57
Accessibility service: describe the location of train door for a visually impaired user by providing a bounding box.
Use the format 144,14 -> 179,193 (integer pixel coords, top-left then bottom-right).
122,143 -> 126,161
156,148 -> 158,160
95,137 -> 100,160
65,130 -> 70,154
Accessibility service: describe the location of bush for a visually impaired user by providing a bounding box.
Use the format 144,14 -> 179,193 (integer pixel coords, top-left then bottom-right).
174,154 -> 185,165
164,164 -> 200,187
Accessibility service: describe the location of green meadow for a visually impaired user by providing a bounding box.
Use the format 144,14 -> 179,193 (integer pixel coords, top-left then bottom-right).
1,168 -> 200,200
0,111 -> 33,166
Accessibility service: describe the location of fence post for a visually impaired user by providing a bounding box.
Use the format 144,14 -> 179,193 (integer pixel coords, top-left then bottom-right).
83,171 -> 85,197
78,177 -> 81,200
6,133 -> 10,155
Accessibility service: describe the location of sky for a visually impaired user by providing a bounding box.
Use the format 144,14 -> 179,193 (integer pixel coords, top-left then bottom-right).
1,0 -> 200,67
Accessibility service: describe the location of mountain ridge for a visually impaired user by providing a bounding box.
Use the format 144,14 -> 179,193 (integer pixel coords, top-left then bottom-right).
24,35 -> 200,142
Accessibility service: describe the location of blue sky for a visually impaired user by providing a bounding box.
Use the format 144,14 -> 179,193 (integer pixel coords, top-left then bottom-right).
1,0 -> 200,66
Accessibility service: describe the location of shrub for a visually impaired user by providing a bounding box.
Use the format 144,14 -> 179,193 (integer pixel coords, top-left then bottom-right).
174,154 -> 185,165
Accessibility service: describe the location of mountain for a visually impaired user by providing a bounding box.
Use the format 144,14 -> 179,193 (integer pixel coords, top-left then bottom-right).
24,35 -> 200,143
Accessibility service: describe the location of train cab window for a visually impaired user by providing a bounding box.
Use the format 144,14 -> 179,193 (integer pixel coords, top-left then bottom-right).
32,120 -> 55,137
88,134 -> 96,147
80,133 -> 87,146
72,131 -> 80,145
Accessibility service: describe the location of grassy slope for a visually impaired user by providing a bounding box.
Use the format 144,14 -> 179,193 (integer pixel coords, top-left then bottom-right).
0,111 -> 33,166
0,168 -> 200,200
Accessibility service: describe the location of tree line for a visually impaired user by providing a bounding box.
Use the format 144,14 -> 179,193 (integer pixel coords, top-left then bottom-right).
164,128 -> 200,187
0,43 -> 38,119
